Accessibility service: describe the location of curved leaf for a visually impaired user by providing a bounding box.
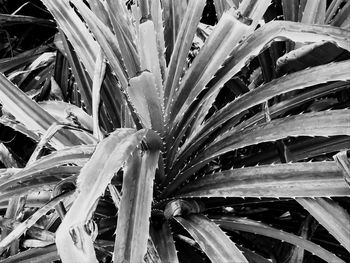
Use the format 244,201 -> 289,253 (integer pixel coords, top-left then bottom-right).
69,0 -> 128,88
40,0 -> 98,75
0,14 -> 55,27
0,116 -> 40,142
0,73 -> 83,148
175,214 -> 248,263
238,245 -> 272,263
276,41 -> 346,74
57,31 -> 93,114
296,197 -> 350,252
104,0 -> 140,76
55,129 -> 150,263
234,82 -> 349,133
175,61 -> 350,167
0,244 -> 58,263
214,216 -> 345,263
168,9 -> 251,126
41,1 -> 124,129
24,144 -> 94,172
178,22 -> 350,148
38,101 -> 94,131
204,110 -> 350,163
163,110 -> 350,197
0,191 -> 74,252
0,166 -> 80,202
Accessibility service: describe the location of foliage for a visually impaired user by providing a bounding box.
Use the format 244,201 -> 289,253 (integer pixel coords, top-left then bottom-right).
0,0 -> 349,262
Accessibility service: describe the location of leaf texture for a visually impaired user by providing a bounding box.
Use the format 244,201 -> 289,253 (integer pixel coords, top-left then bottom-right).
186,21 -> 350,137
177,162 -> 350,198
56,128 -> 147,263
0,73 -> 83,148
164,0 -> 206,107
214,216 -> 345,263
139,20 -> 164,111
150,221 -> 179,263
175,214 -> 248,263
176,61 -> 350,165
127,71 -> 163,133
163,110 -> 350,197
114,142 -> 161,262
296,197 -> 350,252
168,9 -> 251,125
0,191 -> 74,251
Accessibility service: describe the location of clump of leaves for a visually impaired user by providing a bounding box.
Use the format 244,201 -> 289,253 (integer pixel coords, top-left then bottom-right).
0,0 -> 349,262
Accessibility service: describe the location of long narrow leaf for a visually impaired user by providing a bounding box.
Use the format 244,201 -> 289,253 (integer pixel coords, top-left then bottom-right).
205,110 -> 350,163
0,191 -> 74,251
162,0 -> 189,64
234,82 -> 349,133
177,162 -> 350,198
58,31 -> 93,114
175,214 -> 248,262
92,47 -> 106,140
296,197 -> 350,252
69,0 -> 128,88
114,137 -> 161,262
215,216 -> 345,263
127,71 -> 163,133
184,21 -> 350,142
0,166 -> 80,202
0,73 -> 83,148
149,0 -> 167,83
0,14 -> 55,27
150,221 -> 179,263
105,0 -> 140,76
41,0 -> 125,129
164,0 -> 206,108
25,145 -> 93,172
163,110 -> 350,197
176,61 -> 350,166
168,9 -> 251,125
213,0 -> 233,20
38,100 -> 94,131
55,129 -> 151,262
139,20 -> 164,110
300,0 -> 326,24
334,150 -> 350,186
0,244 -> 58,263
40,0 -> 97,75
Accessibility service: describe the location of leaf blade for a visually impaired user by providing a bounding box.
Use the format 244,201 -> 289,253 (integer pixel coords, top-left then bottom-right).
127,71 -> 163,133
0,73 -> 83,148
177,162 -> 350,198
114,145 -> 160,262
296,197 -> 350,252
175,214 -> 248,263
164,0 -> 206,108
55,128 -> 146,263
215,216 -> 345,263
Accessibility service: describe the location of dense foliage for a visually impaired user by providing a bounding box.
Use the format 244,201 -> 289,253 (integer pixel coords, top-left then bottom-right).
0,0 -> 349,262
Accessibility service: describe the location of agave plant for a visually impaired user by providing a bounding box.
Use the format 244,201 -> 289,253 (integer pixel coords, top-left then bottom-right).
0,0 -> 349,262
